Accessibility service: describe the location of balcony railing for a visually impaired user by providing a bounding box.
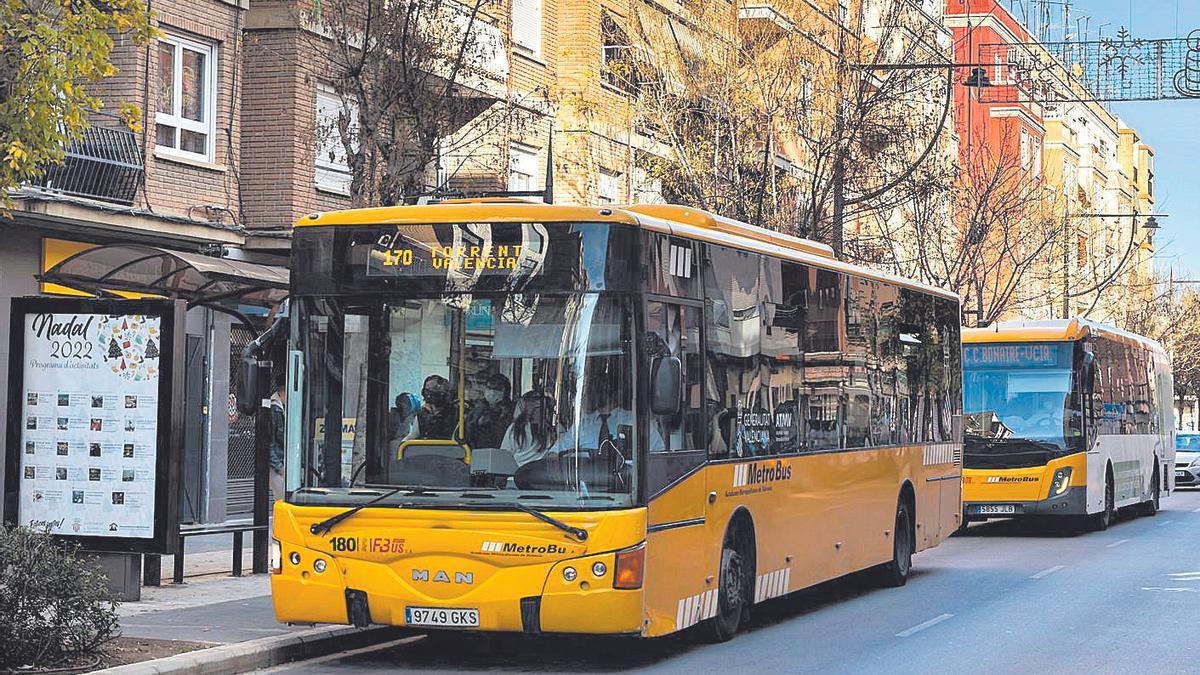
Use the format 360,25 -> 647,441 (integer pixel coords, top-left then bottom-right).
28,112 -> 144,205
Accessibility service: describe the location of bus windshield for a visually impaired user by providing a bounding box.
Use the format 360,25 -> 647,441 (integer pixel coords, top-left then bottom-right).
962,342 -> 1083,468
291,292 -> 637,509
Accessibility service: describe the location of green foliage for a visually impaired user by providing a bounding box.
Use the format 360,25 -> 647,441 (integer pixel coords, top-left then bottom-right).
0,524 -> 120,670
0,0 -> 155,208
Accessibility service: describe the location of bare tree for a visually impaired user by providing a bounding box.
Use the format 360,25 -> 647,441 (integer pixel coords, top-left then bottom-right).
850,125 -> 1065,325
620,0 -> 955,251
308,0 -> 540,206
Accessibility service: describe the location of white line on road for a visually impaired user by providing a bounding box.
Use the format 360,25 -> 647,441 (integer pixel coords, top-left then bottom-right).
896,613 -> 955,638
1029,565 -> 1065,579
1158,520 -> 1173,526
1192,507 -> 1200,513
1107,539 -> 1130,548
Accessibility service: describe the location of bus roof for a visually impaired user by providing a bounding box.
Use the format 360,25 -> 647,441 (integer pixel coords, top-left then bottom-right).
295,201 -> 958,301
963,318 -> 1167,354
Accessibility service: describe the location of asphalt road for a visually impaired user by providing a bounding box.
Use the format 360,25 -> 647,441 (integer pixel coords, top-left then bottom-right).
274,489 -> 1200,674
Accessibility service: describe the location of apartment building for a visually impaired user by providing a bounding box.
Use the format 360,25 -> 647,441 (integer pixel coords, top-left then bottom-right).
945,0 -> 1157,325
4,0 -> 958,524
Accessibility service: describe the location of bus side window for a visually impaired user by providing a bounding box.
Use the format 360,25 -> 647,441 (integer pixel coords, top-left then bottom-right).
645,301 -> 705,495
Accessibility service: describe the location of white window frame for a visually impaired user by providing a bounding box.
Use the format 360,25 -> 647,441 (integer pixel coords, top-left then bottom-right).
511,0 -> 542,58
509,143 -> 540,199
315,85 -> 357,195
155,32 -> 218,163
598,169 -> 621,205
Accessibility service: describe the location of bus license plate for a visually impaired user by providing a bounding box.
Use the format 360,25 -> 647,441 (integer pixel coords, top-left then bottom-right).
405,607 -> 479,628
974,504 -> 1016,515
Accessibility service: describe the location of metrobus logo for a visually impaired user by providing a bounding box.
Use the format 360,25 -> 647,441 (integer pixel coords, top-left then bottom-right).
733,460 -> 793,488
480,541 -> 569,555
986,476 -> 1039,483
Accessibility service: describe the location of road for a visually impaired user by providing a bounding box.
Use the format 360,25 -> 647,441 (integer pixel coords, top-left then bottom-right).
273,489 -> 1200,674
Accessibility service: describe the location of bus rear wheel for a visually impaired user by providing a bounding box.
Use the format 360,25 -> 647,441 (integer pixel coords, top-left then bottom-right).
702,535 -> 750,642
874,500 -> 914,588
1136,464 -> 1160,517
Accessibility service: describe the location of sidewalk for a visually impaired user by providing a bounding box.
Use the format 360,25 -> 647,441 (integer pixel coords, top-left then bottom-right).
118,574 -> 301,644
96,549 -> 401,673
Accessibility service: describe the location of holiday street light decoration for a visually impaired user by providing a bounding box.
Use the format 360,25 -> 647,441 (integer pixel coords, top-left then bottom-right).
977,27 -> 1200,104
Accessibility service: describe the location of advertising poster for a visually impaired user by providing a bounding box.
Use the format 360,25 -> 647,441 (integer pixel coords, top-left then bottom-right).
6,298 -> 182,553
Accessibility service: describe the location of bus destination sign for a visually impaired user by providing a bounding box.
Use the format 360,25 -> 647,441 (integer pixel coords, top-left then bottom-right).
364,225 -> 545,279
377,244 -> 525,274
963,342 -> 1066,369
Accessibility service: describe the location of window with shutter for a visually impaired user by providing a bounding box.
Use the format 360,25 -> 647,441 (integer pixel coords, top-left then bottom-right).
598,170 -> 622,205
315,86 -> 358,194
511,0 -> 542,57
509,144 -> 541,200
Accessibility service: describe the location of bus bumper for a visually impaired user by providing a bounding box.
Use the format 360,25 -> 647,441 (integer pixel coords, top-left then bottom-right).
270,544 -> 645,635
963,486 -> 1088,520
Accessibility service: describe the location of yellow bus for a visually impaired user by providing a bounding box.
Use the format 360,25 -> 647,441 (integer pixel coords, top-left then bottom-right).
962,319 -> 1174,530
270,201 -> 963,641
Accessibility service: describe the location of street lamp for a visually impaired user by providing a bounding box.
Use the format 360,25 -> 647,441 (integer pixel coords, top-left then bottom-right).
963,67 -> 992,88
1069,213 -> 1167,231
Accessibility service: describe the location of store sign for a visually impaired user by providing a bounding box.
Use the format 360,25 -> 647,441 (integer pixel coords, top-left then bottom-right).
6,298 -> 183,553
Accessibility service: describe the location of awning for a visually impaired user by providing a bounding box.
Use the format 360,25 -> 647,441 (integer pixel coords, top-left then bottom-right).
40,244 -> 289,308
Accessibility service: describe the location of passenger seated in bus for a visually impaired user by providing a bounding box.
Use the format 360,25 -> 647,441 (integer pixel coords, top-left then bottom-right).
388,392 -> 419,447
558,381 -> 668,453
502,390 -> 560,489
405,375 -> 460,441
465,373 -> 513,449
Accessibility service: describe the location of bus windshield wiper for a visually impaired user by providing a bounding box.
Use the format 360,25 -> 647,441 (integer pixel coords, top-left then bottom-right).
509,501 -> 588,542
309,486 -> 408,536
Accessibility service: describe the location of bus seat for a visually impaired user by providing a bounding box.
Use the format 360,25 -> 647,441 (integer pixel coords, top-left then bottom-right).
402,442 -> 467,462
470,448 -> 518,476
396,454 -> 470,487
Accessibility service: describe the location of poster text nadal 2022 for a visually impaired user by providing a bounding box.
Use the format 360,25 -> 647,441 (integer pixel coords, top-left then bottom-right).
18,313 -> 162,538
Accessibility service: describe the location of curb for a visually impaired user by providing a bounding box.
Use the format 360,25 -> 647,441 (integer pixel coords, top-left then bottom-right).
95,625 -> 407,675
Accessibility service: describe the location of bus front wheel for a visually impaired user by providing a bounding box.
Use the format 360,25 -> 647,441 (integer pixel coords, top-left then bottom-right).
874,499 -> 914,588
702,531 -> 752,643
1087,471 -> 1116,531
1136,463 -> 1160,517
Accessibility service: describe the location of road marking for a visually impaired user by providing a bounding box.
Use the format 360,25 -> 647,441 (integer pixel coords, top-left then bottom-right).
1029,565 -> 1065,579
1106,539 -> 1130,548
1167,572 -> 1200,580
896,613 -> 955,638
1158,520 -> 1173,526
1192,507 -> 1200,513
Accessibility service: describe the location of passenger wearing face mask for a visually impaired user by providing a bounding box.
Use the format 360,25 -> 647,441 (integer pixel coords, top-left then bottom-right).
405,375 -> 460,440
465,373 -> 513,449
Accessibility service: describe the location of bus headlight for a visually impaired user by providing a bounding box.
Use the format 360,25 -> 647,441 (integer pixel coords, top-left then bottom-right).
270,538 -> 282,574
1049,467 -> 1073,497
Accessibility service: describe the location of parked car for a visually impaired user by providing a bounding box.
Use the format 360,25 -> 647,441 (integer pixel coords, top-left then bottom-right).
1176,433 -> 1200,488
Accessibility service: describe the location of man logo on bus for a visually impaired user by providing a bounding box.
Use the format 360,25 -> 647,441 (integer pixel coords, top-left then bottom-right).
412,569 -> 474,585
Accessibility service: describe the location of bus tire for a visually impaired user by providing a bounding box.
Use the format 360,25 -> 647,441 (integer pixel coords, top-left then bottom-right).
702,522 -> 753,643
1088,468 -> 1115,531
874,498 -> 914,588
1136,462 -> 1160,517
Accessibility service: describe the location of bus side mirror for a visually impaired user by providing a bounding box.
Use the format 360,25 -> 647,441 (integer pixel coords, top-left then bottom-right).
649,356 -> 683,416
238,358 -> 261,415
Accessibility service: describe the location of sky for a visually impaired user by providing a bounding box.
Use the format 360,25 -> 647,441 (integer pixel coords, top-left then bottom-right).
1074,0 -> 1200,278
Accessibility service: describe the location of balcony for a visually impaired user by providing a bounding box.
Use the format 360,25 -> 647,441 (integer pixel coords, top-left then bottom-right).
28,112 -> 144,205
